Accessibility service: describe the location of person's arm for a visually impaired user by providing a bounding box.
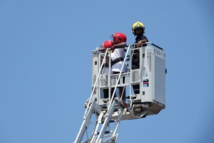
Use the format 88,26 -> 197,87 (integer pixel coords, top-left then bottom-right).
111,42 -> 126,49
136,35 -> 149,47
136,39 -> 148,47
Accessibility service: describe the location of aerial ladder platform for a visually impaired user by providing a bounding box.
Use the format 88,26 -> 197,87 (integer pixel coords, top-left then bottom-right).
74,43 -> 166,143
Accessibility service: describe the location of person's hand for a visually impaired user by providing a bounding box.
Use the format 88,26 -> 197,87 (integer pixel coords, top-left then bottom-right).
110,45 -> 115,50
137,41 -> 143,47
106,56 -> 109,62
137,40 -> 147,47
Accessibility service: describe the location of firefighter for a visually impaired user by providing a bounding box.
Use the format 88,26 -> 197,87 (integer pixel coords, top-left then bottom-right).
132,21 -> 149,48
100,40 -> 114,99
132,21 -> 149,94
110,32 -> 127,73
100,40 -> 113,74
110,32 -> 127,101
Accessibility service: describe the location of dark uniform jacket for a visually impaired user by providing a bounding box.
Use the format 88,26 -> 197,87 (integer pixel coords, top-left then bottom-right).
132,35 -> 148,69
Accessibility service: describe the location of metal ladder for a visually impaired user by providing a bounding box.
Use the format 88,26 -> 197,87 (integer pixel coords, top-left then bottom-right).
74,46 -> 131,143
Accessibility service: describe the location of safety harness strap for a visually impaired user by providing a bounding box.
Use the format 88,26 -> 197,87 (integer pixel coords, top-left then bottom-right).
104,57 -> 124,67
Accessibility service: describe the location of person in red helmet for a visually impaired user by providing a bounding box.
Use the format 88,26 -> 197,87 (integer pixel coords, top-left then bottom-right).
100,40 -> 113,74
102,40 -> 114,49
99,40 -> 114,99
110,32 -> 128,101
110,32 -> 127,73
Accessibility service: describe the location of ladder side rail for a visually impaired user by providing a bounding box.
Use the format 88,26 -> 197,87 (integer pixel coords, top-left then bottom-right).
89,111 -> 105,143
90,101 -> 125,143
108,45 -> 131,108
95,100 -> 117,143
97,107 -> 126,143
74,100 -> 97,143
112,108 -> 127,136
109,103 -> 128,143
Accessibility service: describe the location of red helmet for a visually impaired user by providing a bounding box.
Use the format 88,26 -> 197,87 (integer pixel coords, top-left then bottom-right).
112,32 -> 127,43
102,40 -> 114,48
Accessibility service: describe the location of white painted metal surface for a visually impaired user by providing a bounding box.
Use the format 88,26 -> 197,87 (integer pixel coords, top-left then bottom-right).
74,43 -> 166,143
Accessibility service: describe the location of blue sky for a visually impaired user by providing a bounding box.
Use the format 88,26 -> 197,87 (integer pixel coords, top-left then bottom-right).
0,0 -> 214,143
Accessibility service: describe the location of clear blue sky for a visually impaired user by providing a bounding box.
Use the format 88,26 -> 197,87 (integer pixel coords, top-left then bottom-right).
0,0 -> 214,143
